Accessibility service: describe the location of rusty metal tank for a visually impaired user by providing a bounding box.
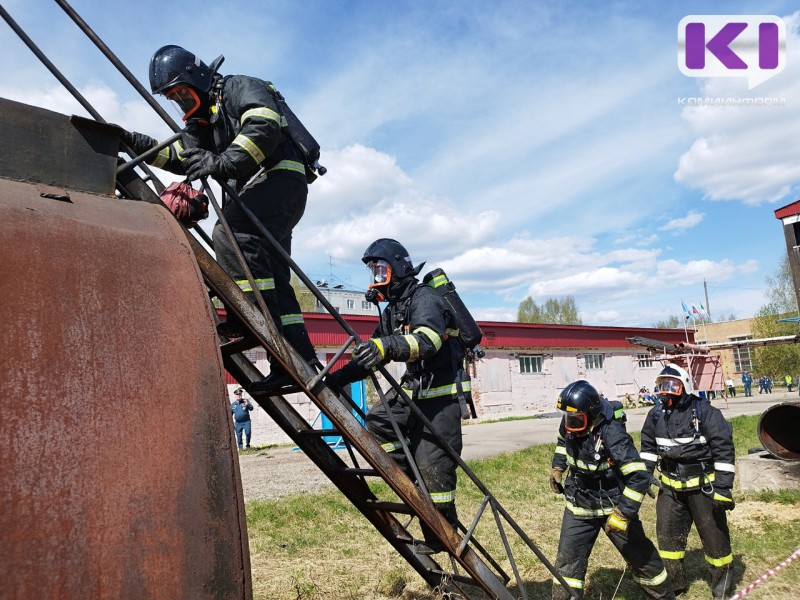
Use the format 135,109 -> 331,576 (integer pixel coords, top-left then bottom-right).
0,98 -> 251,598
758,401 -> 800,460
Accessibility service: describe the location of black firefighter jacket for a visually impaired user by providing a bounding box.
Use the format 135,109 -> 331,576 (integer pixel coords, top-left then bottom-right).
140,75 -> 305,186
552,400 -> 649,519
334,280 -> 470,401
639,394 -> 735,495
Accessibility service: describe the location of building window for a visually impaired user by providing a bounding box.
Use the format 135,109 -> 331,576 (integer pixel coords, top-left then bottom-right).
519,355 -> 543,374
585,353 -> 604,370
637,353 -> 653,368
362,301 -> 371,310
346,299 -> 355,310
731,336 -> 753,372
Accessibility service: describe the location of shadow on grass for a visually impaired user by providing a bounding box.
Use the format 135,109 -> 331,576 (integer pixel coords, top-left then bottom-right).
583,549 -> 745,598
505,578 -> 555,600
678,549 -> 745,596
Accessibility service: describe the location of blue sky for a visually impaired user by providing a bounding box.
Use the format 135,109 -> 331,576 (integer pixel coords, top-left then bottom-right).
2,0 -> 799,326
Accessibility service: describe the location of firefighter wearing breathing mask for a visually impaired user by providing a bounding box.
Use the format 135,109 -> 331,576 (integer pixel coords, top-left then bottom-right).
325,238 -> 468,556
550,380 -> 673,600
122,45 -> 316,393
640,364 -> 736,599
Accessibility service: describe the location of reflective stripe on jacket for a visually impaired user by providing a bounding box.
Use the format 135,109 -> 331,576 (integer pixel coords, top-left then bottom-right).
640,394 -> 735,493
552,402 -> 649,518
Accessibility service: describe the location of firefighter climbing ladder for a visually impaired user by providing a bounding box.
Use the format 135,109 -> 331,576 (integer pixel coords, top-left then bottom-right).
2,2 -> 577,598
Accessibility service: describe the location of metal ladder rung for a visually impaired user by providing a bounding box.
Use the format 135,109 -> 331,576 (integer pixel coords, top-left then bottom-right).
336,466 -> 378,477
299,428 -> 341,437
306,334 -> 356,389
363,500 -> 415,514
429,570 -> 479,587
219,336 -> 260,356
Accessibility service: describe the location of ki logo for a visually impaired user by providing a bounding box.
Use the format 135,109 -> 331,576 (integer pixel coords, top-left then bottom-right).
678,15 -> 786,89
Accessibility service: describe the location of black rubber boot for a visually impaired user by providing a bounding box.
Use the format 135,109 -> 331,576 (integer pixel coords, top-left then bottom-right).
216,318 -> 249,339
248,357 -> 301,395
283,324 -> 317,363
413,538 -> 445,555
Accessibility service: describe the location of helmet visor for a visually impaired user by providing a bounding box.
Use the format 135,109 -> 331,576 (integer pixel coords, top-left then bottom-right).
367,260 -> 392,289
560,410 -> 589,433
166,85 -> 201,121
656,377 -> 683,397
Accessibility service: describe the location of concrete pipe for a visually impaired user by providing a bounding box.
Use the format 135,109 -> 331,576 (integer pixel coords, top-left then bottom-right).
758,401 -> 800,460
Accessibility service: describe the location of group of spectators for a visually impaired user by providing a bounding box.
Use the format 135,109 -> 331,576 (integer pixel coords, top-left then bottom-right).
623,387 -> 660,408
739,371 -> 798,397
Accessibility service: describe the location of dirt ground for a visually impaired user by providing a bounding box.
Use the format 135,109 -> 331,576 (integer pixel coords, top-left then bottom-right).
237,445 -> 355,502
728,499 -> 800,532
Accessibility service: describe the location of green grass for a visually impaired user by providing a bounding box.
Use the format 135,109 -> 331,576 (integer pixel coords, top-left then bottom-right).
246,415 -> 800,599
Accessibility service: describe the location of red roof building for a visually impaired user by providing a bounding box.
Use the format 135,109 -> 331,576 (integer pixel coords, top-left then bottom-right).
236,313 -> 689,435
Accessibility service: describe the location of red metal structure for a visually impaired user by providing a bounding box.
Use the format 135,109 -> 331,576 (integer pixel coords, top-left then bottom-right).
627,337 -> 723,393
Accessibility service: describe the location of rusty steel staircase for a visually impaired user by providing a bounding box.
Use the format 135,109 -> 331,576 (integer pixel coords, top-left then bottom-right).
2,2 -> 578,597
117,173 -> 534,599
119,168 -> 534,600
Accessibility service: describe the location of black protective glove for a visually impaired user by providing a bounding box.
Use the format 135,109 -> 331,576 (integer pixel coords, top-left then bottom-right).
549,467 -> 565,494
182,147 -> 230,181
324,370 -> 347,392
353,340 -> 385,370
712,489 -> 735,511
120,129 -> 157,158
647,474 -> 662,499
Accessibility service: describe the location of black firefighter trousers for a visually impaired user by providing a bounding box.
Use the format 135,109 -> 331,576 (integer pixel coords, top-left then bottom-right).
366,393 -> 463,543
656,488 -> 734,599
553,509 -> 673,600
212,171 -> 316,364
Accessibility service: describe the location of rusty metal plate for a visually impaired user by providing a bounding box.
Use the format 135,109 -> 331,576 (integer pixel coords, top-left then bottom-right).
0,178 -> 251,599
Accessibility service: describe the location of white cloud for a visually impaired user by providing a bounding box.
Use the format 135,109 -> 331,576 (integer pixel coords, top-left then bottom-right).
655,259 -> 759,285
659,210 -> 704,233
297,144 -> 501,266
305,145 -> 412,218
0,81 -> 174,137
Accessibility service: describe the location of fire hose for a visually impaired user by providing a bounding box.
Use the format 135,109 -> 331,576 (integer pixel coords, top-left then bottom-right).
727,546 -> 800,599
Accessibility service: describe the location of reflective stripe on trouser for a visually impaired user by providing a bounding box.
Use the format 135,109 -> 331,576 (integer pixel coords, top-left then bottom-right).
656,488 -> 733,599
366,395 -> 462,540
366,392 -> 412,475
553,508 -> 673,600
211,171 -> 315,361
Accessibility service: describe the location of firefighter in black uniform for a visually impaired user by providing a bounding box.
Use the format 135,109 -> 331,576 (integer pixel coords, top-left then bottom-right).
123,45 -> 316,391
326,238 -> 467,555
640,364 -> 736,598
550,380 -> 673,600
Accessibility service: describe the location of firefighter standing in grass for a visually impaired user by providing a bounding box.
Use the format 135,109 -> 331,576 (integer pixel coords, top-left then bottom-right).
325,238 -> 467,555
640,364 -> 736,599
550,380 -> 673,600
